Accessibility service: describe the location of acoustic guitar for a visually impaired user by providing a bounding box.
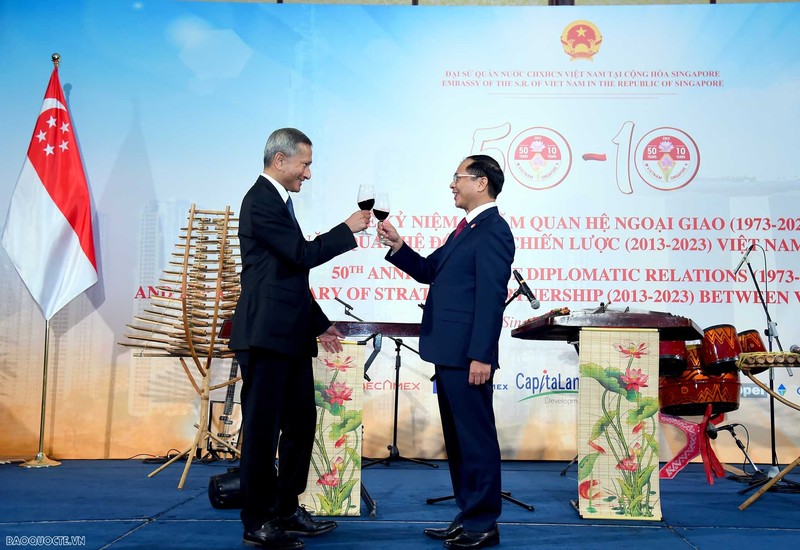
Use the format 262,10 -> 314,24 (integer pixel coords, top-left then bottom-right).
207,357 -> 242,455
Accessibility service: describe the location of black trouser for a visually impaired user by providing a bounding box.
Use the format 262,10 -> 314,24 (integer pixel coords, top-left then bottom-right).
435,365 -> 502,532
236,347 -> 317,532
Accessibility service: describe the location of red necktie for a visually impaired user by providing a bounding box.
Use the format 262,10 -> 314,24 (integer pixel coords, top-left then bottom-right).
454,217 -> 467,237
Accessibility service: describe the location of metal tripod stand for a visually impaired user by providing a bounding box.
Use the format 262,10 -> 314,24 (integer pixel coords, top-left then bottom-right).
363,334 -> 439,468
729,248 -> 800,494
334,299 -> 439,471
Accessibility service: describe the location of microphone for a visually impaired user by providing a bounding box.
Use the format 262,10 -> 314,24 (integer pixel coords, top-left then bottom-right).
706,423 -> 736,440
734,244 -> 755,272
513,270 -> 540,309
790,345 -> 800,354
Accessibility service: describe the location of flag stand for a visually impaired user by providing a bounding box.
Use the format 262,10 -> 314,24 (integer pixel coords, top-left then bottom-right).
21,319 -> 61,468
3,53 -> 98,468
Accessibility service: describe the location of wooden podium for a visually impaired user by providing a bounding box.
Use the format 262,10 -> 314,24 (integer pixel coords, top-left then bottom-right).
511,308 -> 702,343
512,308 -> 702,521
333,321 -> 421,339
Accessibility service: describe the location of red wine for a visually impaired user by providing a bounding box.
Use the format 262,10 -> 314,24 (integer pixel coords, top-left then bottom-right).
373,209 -> 389,221
358,199 -> 375,211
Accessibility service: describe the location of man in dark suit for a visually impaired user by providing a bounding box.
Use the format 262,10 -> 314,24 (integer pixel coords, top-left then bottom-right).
230,128 -> 370,550
378,154 -> 514,549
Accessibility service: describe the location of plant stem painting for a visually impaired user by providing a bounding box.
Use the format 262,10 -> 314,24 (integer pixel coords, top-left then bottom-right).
577,329 -> 662,520
299,344 -> 364,516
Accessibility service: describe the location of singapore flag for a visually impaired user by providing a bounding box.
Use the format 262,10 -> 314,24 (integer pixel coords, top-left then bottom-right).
2,61 -> 98,320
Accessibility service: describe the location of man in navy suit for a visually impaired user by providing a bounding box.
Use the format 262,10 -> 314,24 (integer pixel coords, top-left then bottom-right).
230,128 -> 370,549
378,154 -> 514,549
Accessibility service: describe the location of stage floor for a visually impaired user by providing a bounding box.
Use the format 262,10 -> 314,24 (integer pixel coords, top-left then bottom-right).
1,458 -> 799,549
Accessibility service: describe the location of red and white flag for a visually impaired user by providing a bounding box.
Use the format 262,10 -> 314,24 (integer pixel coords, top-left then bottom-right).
2,61 -> 98,320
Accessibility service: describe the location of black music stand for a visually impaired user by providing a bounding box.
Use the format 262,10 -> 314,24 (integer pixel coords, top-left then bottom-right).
334,313 -> 438,469
730,249 -> 800,494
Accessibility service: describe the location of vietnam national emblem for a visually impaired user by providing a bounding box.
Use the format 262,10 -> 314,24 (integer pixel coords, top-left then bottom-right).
561,20 -> 603,61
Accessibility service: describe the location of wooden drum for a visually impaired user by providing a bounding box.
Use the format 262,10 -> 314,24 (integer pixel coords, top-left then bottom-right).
700,324 -> 742,374
659,340 -> 687,377
659,344 -> 740,416
737,329 -> 768,374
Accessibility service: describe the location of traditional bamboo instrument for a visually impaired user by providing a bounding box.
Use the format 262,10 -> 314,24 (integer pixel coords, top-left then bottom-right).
118,204 -> 241,488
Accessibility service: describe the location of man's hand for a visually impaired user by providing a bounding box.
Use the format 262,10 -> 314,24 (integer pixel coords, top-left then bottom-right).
345,210 -> 371,234
468,360 -> 492,385
318,325 -> 344,353
378,219 -> 404,252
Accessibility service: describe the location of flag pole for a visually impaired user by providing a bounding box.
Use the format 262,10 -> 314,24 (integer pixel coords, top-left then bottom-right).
20,53 -> 64,469
21,318 -> 61,468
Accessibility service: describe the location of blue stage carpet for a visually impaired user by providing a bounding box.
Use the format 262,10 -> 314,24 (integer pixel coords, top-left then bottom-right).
1,459 -> 798,549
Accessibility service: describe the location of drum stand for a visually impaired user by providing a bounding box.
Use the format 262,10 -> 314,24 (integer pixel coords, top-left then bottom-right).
731,253 -> 800,494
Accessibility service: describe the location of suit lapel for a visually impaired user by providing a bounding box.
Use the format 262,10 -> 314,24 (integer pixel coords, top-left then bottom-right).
258,176 -> 301,234
434,208 -> 496,273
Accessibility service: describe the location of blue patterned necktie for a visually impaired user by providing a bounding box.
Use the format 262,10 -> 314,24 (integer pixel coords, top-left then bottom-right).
286,196 -> 299,228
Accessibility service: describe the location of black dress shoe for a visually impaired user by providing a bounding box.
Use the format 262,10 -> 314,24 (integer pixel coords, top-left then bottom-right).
243,520 -> 304,549
423,521 -> 464,540
277,506 -> 337,537
444,527 -> 500,549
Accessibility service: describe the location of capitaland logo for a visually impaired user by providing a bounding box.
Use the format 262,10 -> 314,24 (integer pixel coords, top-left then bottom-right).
740,384 -> 768,398
561,20 -> 602,61
778,384 -> 787,397
516,369 -> 579,402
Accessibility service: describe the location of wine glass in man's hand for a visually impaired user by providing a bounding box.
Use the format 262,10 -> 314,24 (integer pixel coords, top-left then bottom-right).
357,184 -> 375,235
374,192 -> 391,245
374,192 -> 390,221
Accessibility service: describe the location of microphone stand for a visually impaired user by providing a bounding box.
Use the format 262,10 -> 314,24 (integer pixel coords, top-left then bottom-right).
336,299 -> 438,469
506,287 -> 523,308
709,423 -> 765,483
362,332 -> 439,469
337,299 -> 377,380
732,252 -> 800,494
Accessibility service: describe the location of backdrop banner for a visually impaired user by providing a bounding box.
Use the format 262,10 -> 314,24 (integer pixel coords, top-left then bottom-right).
1,2 -> 798,465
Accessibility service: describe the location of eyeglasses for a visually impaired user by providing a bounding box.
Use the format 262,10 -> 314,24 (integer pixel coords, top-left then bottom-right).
452,173 -> 478,184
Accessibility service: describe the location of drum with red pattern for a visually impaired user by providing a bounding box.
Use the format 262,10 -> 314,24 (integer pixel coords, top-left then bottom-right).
659,339 -> 687,377
737,329 -> 769,375
700,324 -> 741,373
659,344 -> 740,416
